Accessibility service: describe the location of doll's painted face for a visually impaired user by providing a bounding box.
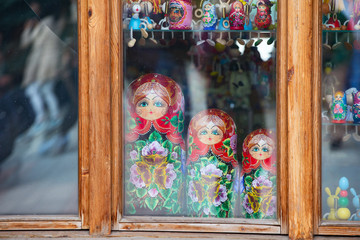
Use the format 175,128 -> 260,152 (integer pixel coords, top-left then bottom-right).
258,4 -> 267,11
135,93 -> 169,120
334,92 -> 344,101
197,121 -> 224,145
233,2 -> 243,12
204,3 -> 212,11
248,135 -> 274,160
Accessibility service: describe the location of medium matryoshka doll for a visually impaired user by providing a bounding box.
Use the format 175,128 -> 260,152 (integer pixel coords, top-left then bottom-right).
241,129 -> 276,219
124,73 -> 186,215
187,109 -> 238,218
201,0 -> 218,30
229,1 -> 246,30
254,0 -> 273,30
330,91 -> 347,124
168,0 -> 192,30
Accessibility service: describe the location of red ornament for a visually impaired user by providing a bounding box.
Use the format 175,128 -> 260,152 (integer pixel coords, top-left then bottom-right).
340,190 -> 348,197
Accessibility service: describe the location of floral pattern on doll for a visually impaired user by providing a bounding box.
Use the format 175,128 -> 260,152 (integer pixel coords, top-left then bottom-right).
229,1 -> 245,30
254,0 -> 273,30
187,109 -> 238,218
331,91 -> 347,123
202,1 -> 217,29
353,91 -> 360,123
240,129 -> 276,219
125,74 -> 185,215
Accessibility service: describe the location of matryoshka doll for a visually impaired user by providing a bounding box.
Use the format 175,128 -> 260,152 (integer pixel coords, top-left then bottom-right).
124,73 -> 186,215
254,0 -> 273,30
330,91 -> 347,123
352,90 -> 360,124
186,109 -> 239,218
241,129 -> 276,219
168,0 -> 192,30
201,0 -> 218,30
229,0 -> 246,30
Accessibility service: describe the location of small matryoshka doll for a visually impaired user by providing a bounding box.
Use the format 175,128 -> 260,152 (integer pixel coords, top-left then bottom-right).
254,0 -> 273,30
186,109 -> 239,218
168,0 -> 192,30
229,1 -> 246,30
241,129 -> 276,219
124,73 -> 186,215
201,0 -> 218,30
330,91 -> 347,124
352,91 -> 360,124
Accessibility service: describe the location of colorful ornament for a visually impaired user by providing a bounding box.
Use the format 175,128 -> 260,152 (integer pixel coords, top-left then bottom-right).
240,129 -> 276,219
330,91 -> 347,124
168,0 -> 193,30
254,0 -> 273,30
124,73 -> 186,215
202,1 -> 218,30
229,1 -> 246,30
186,109 -> 239,218
337,177 -> 351,220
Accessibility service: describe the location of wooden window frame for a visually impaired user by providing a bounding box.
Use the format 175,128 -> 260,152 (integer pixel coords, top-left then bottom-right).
2,0 -> 351,239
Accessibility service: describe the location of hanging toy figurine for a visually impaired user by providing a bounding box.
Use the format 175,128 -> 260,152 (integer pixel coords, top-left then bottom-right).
168,0 -> 193,29
254,0 -> 273,30
218,0 -> 231,30
124,73 -> 186,215
124,0 -> 154,47
229,0 -> 246,30
240,129 -> 276,219
244,0 -> 254,30
186,109 -> 239,218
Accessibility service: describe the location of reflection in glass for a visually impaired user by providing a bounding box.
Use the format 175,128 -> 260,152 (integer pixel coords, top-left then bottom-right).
321,1 -> 360,222
0,0 -> 78,214
122,0 -> 277,218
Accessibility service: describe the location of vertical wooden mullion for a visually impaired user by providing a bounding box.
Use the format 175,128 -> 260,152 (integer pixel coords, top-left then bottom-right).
110,0 -> 122,228
88,0 -> 112,235
78,0 -> 90,229
313,0 -> 322,235
277,0 -> 288,234
287,0 -> 315,239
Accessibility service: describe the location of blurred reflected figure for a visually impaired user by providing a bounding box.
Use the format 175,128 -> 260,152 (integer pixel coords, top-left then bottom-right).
20,1 -> 65,133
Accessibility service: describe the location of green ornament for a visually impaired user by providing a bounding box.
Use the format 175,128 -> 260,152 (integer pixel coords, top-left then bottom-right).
338,197 -> 349,207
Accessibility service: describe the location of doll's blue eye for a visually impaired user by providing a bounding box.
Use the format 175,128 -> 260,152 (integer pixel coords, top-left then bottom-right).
212,130 -> 219,135
154,101 -> 163,107
139,101 -> 148,107
262,148 -> 269,152
200,130 -> 208,135
252,147 -> 259,152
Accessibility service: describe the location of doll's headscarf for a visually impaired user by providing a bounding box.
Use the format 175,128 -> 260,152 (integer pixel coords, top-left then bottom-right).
187,109 -> 238,167
125,73 -> 185,148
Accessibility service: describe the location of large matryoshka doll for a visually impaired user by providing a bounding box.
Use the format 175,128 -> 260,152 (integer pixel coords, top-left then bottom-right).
124,73 -> 186,215
241,129 -> 276,219
352,91 -> 360,124
330,91 -> 347,123
254,0 -> 273,30
168,0 -> 192,30
186,109 -> 239,218
229,1 -> 246,30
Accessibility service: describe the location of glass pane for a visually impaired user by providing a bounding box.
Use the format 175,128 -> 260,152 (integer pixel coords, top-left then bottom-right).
122,0 -> 277,219
0,0 -> 78,214
321,1 -> 360,221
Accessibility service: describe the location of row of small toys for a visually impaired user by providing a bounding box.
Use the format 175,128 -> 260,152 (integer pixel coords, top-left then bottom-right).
324,177 -> 360,221
123,0 -> 277,33
322,0 -> 360,30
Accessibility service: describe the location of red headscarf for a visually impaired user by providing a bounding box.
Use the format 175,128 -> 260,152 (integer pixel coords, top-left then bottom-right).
125,73 -> 185,148
187,109 -> 238,167
241,129 -> 276,175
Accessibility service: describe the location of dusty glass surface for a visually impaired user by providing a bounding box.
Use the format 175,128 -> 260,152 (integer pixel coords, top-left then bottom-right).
122,0 -> 277,219
0,0 -> 78,214
321,1 -> 360,221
